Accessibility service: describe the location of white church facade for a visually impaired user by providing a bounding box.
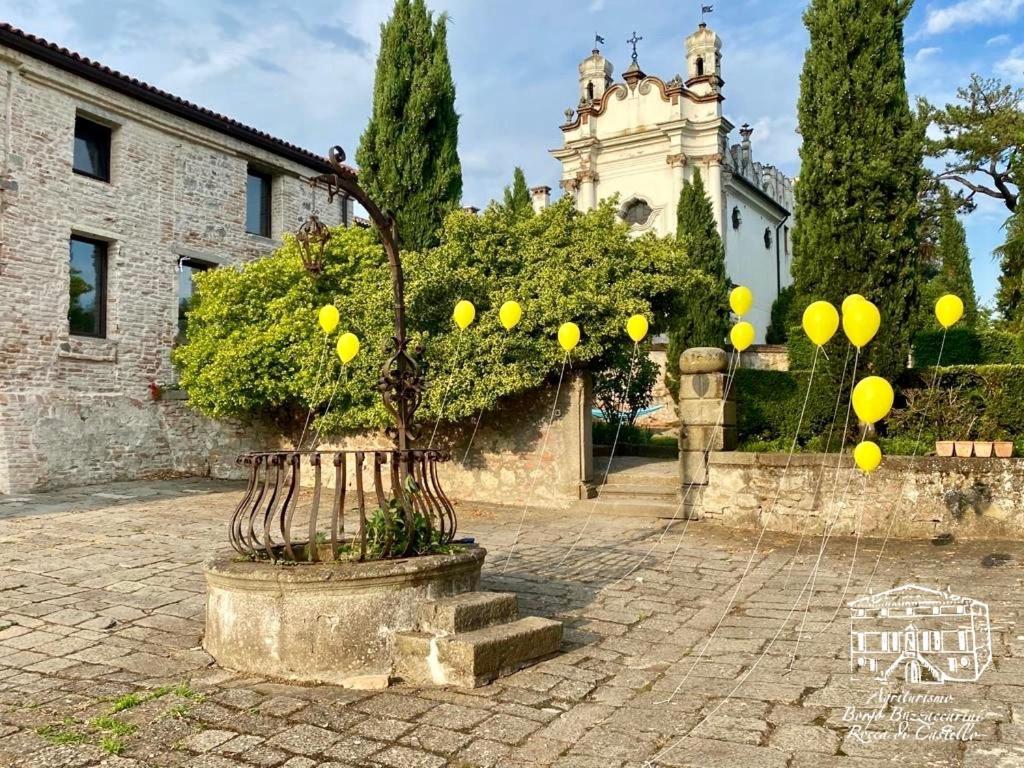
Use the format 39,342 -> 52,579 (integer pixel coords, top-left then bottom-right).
538,23 -> 795,340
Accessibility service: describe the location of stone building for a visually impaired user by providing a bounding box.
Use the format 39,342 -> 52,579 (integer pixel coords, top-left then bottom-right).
545,22 -> 795,339
0,23 -> 350,494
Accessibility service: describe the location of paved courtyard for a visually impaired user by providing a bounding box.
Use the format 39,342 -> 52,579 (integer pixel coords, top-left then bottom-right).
0,479 -> 1022,768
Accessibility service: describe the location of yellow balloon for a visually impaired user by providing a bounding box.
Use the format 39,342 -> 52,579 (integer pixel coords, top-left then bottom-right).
729,286 -> 754,317
852,376 -> 894,425
802,300 -> 840,347
730,321 -> 755,352
558,322 -> 580,352
336,332 -> 360,364
499,301 -> 522,331
853,440 -> 882,474
935,294 -> 964,329
318,304 -> 340,334
842,298 -> 881,349
626,314 -> 649,343
453,300 -> 476,330
841,294 -> 865,316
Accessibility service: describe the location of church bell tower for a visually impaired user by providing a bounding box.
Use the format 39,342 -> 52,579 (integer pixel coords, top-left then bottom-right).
684,22 -> 723,99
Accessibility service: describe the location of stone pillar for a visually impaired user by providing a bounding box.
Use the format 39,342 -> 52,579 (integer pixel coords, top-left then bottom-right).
578,170 -> 598,212
705,157 -> 725,236
678,347 -> 736,487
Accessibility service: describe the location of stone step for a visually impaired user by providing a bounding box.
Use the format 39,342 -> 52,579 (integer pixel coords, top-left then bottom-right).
594,482 -> 680,499
394,616 -> 563,688
416,591 -> 519,635
571,498 -> 691,519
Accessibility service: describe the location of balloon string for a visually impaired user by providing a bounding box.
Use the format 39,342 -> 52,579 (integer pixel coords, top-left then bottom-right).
866,326 -> 949,592
810,468 -> 870,639
658,346 -> 820,706
427,331 -> 465,450
501,354 -> 569,575
604,346 -> 740,591
784,343 -> 853,588
460,408 -> 486,466
297,335 -> 330,450
789,415 -> 867,666
309,367 -> 347,449
559,342 -> 640,567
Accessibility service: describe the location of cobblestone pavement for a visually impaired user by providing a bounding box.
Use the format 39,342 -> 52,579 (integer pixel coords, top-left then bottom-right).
1,479 -> 1022,767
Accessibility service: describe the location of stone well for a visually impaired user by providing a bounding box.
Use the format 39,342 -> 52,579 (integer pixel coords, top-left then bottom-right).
203,546 -> 485,688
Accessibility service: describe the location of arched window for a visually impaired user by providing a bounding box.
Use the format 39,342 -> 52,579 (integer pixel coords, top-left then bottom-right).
764,227 -> 773,249
696,57 -> 705,77
586,80 -> 595,101
732,207 -> 742,230
621,198 -> 653,226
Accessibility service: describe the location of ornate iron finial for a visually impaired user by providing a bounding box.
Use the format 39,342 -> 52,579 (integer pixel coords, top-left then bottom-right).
627,31 -> 642,63
564,107 -> 576,123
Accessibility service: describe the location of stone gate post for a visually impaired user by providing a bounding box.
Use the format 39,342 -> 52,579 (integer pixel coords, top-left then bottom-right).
678,347 -> 736,489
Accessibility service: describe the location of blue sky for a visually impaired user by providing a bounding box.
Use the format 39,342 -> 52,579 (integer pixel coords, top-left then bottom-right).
2,0 -> 1021,304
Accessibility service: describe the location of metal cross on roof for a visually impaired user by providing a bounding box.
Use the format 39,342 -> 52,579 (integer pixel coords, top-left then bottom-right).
627,31 -> 642,63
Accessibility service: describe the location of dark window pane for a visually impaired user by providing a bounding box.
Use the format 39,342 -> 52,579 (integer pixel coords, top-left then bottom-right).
622,198 -> 652,226
69,237 -> 107,337
73,117 -> 111,181
178,258 -> 213,340
246,170 -> 272,236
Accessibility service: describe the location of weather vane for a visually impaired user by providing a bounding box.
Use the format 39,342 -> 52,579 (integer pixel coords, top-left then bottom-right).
594,33 -> 605,51
701,4 -> 714,23
627,31 -> 642,63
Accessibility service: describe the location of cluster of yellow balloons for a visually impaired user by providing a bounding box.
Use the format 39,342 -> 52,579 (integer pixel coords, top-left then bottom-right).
728,286 -> 756,352
317,304 -> 360,364
450,299 -> 651,354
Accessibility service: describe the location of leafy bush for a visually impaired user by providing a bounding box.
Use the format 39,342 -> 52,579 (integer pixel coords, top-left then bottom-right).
734,368 -> 840,447
592,420 -> 654,446
765,285 -> 796,344
174,199 -> 706,441
593,345 -> 659,427
913,329 -> 1024,366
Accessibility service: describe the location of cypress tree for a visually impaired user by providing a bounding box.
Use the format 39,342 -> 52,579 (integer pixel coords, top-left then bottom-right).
996,203 -> 1024,328
502,167 -> 532,218
666,169 -> 731,397
791,0 -> 924,377
934,189 -> 978,326
356,0 -> 462,251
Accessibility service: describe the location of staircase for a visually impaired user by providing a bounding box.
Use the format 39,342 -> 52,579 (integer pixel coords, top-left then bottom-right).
394,592 -> 562,688
584,455 -> 697,518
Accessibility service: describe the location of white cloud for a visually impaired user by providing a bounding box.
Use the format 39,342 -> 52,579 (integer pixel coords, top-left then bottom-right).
914,46 -> 941,61
924,0 -> 1024,36
987,33 -> 1012,46
995,44 -> 1024,83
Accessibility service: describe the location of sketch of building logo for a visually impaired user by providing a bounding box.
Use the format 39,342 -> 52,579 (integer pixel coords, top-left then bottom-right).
848,584 -> 992,685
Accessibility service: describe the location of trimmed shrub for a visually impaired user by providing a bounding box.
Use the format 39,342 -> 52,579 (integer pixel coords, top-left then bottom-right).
913,329 -> 1024,366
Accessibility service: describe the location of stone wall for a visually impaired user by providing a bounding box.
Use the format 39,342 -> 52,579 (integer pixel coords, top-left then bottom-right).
308,376 -> 594,509
739,344 -> 789,371
0,42 -> 345,493
701,452 -> 1024,539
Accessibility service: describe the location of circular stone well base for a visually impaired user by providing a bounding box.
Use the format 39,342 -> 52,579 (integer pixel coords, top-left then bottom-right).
203,546 -> 485,687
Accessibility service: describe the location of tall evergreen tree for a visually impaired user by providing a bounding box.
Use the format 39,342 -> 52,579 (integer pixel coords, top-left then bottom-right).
791,0 -> 924,377
996,201 -> 1024,328
356,0 -> 462,251
666,169 -> 731,396
502,167 -> 532,218
934,189 -> 978,326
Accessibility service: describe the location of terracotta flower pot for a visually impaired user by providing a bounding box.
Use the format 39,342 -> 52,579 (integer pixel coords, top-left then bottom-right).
974,441 -> 993,458
995,441 -> 1014,458
954,441 -> 973,458
935,441 -> 954,457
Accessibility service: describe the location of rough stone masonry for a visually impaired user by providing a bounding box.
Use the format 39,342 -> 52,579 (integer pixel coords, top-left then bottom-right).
0,26 -> 347,493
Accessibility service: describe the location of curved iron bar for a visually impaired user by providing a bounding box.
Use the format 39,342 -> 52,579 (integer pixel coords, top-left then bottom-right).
229,450 -> 457,563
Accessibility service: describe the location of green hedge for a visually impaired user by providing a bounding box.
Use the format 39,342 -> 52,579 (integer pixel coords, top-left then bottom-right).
735,364 -> 1024,453
913,329 -> 1024,366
